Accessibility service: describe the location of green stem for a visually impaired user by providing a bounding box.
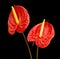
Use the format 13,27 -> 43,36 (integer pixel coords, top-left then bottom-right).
22,33 -> 32,59
36,47 -> 39,59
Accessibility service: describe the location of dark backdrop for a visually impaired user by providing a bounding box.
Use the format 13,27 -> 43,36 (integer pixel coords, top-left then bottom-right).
0,0 -> 60,59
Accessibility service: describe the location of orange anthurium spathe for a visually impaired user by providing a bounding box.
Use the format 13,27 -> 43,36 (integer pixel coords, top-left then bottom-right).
8,5 -> 30,35
27,19 -> 55,48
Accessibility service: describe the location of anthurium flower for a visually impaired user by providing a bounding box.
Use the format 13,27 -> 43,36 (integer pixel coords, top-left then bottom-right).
8,5 -> 30,35
27,19 -> 55,48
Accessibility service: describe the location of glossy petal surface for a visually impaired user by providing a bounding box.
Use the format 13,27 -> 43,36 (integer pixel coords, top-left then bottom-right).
27,22 -> 55,48
8,5 -> 30,35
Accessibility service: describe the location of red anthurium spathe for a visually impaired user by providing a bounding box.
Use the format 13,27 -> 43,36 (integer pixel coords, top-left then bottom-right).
8,5 -> 30,35
27,19 -> 55,48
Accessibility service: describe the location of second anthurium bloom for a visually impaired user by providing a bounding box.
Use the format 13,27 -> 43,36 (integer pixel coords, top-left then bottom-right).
27,19 -> 55,48
8,5 -> 30,35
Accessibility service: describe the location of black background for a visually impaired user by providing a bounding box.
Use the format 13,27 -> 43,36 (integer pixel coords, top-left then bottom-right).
0,0 -> 60,59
